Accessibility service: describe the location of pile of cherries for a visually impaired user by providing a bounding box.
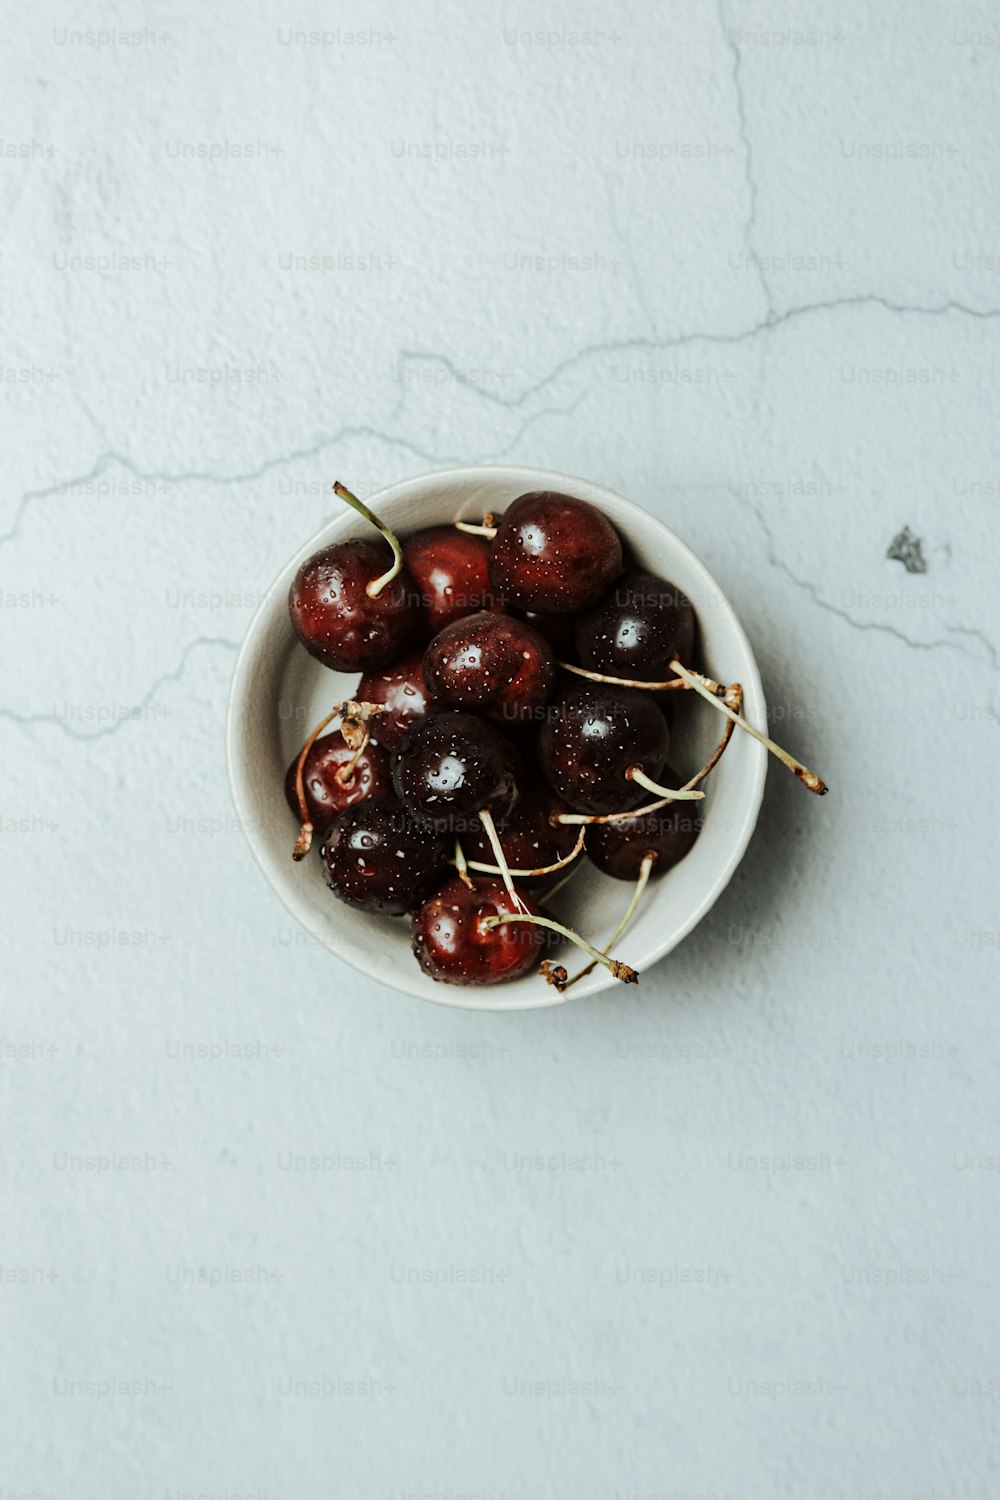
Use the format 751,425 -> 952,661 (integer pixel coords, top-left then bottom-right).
284,483 -> 827,991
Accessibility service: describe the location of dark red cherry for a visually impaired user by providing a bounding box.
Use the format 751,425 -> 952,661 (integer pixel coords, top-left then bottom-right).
487,492 -> 623,613
412,877 -> 544,985
462,785 -> 578,888
359,650 -> 440,752
587,777 -> 703,880
537,685 -> 669,815
289,538 -> 423,672
320,796 -> 448,915
391,711 -> 520,828
575,571 -> 695,684
422,611 -> 555,726
403,527 -> 498,634
284,734 -> 392,837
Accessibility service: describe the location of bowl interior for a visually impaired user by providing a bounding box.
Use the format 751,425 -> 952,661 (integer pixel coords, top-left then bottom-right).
227,466 -> 766,1010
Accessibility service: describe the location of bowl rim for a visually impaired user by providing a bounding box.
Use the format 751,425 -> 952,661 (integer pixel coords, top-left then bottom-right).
226,463 -> 768,1010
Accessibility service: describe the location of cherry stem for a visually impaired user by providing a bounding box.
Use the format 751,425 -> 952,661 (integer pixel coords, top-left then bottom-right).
555,683 -> 744,825
669,659 -> 829,795
605,852 -> 655,950
463,826 -> 586,879
691,682 -> 743,781
334,725 -> 370,787
476,809 -> 529,912
291,704 -> 341,860
333,481 -> 404,599
557,660 -> 726,695
481,913 -> 638,985
454,513 -> 498,539
454,839 -> 474,890
290,698 -> 384,860
559,852 -> 656,992
626,767 -> 705,802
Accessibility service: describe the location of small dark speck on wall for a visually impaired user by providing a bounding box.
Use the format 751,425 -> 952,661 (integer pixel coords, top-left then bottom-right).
886,526 -> 928,575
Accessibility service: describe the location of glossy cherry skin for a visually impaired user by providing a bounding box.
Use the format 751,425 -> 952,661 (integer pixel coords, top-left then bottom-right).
320,797 -> 448,916
359,650 -> 440,752
391,712 -> 520,828
284,734 -> 392,837
537,685 -> 670,815
575,571 -> 695,684
422,611 -> 555,726
288,539 -> 424,672
487,492 -> 623,613
587,774 -> 703,880
412,877 -> 544,985
462,785 -> 578,889
403,527 -> 498,634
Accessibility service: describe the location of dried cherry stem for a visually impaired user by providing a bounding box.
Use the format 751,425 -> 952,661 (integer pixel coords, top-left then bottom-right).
554,775 -> 703,829
626,768 -> 705,801
463,826 -> 586,879
481,913 -> 638,985
557,660 -> 726,696
669,659 -> 828,795
454,513 -> 497,539
334,725 -> 370,786
555,683 -> 743,825
454,840 -> 474,889
291,704 -> 340,860
689,681 -> 743,781
333,481 -> 404,599
559,852 -> 657,992
290,698 -> 384,860
476,809 -> 529,912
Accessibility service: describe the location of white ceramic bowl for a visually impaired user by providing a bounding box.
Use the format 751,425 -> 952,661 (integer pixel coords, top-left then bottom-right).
226,466 -> 767,1010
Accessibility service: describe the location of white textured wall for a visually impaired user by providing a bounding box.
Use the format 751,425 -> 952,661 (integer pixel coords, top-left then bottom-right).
2,1 -> 999,1495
